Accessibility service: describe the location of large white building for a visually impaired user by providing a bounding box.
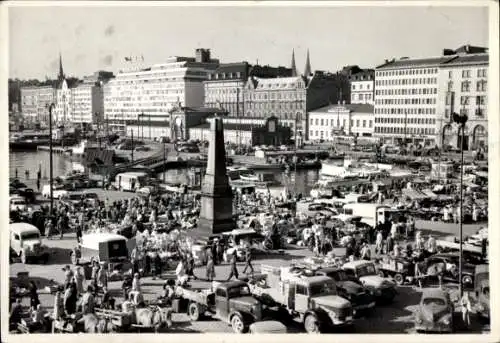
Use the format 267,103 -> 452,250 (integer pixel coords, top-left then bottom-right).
437,50 -> 488,151
307,103 -> 375,141
374,45 -> 488,148
374,58 -> 443,146
104,49 -> 219,131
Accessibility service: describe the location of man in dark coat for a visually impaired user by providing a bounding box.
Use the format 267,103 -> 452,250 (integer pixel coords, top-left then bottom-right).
226,251 -> 239,281
242,247 -> 254,275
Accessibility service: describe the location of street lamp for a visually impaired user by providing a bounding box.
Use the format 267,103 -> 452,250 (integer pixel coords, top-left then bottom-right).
452,110 -> 468,297
48,103 -> 55,217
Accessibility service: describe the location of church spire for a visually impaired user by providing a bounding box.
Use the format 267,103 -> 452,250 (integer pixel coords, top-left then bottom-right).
58,53 -> 65,82
291,49 -> 297,77
304,49 -> 312,76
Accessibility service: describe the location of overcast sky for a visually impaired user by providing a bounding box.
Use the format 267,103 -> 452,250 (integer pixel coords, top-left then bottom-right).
8,3 -> 489,80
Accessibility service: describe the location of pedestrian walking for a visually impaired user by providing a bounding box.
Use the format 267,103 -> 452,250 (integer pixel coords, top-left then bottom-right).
242,247 -> 254,275
28,281 -> 40,309
461,292 -> 472,328
206,255 -> 215,282
74,267 -> 84,297
226,251 -> 239,281
15,168 -> 18,179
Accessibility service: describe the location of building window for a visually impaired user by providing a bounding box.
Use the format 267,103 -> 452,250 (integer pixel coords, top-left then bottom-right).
448,71 -> 452,79
310,130 -> 313,137
320,119 -> 324,126
356,120 -> 360,127
462,70 -> 471,78
350,119 -> 353,127
461,81 -> 470,92
362,120 -> 366,128
315,119 -> 319,125
477,80 -> 487,92
310,118 -> 314,125
352,85 -> 356,90
460,96 -> 469,105
476,95 -> 486,105
477,69 -> 487,78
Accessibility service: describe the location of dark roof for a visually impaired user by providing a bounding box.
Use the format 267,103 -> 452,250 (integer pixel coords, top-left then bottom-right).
84,148 -> 114,166
441,54 -> 489,66
207,62 -> 249,81
350,69 -> 375,81
311,103 -> 374,113
191,122 -> 258,131
126,120 -> 170,127
376,57 -> 453,69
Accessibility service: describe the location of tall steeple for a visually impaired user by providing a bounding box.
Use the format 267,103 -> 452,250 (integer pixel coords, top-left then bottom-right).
58,53 -> 65,82
291,49 -> 298,77
304,49 -> 312,76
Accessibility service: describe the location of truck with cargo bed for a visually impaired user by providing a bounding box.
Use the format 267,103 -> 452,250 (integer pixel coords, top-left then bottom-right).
248,264 -> 353,333
174,280 -> 262,333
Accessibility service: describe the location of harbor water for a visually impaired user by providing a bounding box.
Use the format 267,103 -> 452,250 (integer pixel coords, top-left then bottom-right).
10,151 -> 320,195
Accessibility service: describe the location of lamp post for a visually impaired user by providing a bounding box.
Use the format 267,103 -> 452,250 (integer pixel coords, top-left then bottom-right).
48,103 -> 55,217
163,132 -> 167,183
452,110 -> 468,297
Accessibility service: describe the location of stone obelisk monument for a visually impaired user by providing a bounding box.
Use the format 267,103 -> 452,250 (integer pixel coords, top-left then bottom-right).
195,116 -> 234,240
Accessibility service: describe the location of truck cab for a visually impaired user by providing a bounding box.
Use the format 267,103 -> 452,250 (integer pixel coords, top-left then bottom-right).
214,281 -> 262,331
342,260 -> 397,303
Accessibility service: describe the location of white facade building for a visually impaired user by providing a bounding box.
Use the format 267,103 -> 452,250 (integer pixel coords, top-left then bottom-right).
71,81 -> 104,124
308,103 -> 375,141
437,52 -> 488,151
350,70 -> 375,105
104,49 -> 218,127
374,58 -> 443,146
54,79 -> 73,124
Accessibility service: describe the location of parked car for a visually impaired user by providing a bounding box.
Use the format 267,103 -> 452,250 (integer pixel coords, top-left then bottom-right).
82,192 -> 99,207
17,188 -> 36,204
42,184 -> 69,199
10,195 -> 27,212
60,192 -> 84,208
135,146 -> 150,152
249,321 -> 287,333
414,288 -> 454,333
473,264 -> 489,319
10,223 -> 50,264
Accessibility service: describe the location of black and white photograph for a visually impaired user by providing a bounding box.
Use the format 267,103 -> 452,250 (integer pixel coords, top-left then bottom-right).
1,1 -> 498,340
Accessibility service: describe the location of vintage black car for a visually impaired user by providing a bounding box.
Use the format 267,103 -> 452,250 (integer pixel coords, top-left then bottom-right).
414,288 -> 454,333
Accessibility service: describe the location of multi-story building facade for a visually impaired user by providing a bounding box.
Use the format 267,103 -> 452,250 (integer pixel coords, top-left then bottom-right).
308,103 -> 374,141
104,48 -> 219,131
374,58 -> 444,146
20,87 -> 39,118
243,70 -> 350,143
20,86 -> 57,122
54,79 -> 74,124
71,81 -> 104,125
375,45 -> 488,149
350,69 -> 375,105
437,47 -> 488,151
203,62 -> 292,117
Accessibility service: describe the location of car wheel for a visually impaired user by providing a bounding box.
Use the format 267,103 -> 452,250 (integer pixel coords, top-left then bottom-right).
188,302 -> 200,321
394,273 -> 404,285
304,313 -> 320,333
462,275 -> 472,285
230,314 -> 246,333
